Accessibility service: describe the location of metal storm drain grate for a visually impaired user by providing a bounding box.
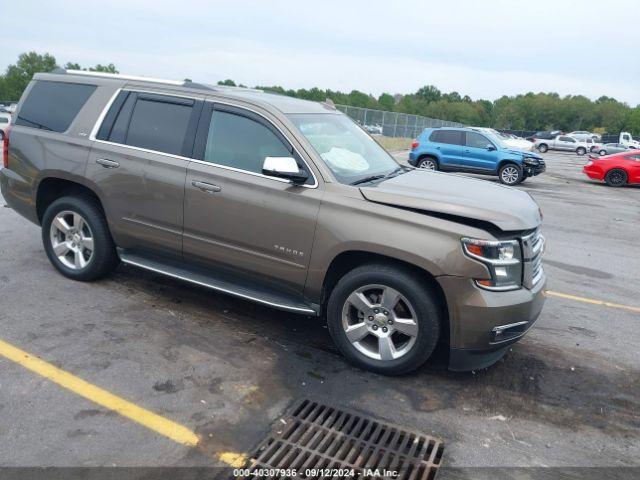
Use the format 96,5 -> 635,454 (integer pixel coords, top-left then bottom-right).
237,399 -> 444,480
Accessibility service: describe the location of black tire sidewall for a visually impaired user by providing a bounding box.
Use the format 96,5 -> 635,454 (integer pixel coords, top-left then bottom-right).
499,163 -> 523,185
42,196 -> 118,281
605,169 -> 627,187
538,144 -> 548,153
326,264 -> 441,375
577,147 -> 586,155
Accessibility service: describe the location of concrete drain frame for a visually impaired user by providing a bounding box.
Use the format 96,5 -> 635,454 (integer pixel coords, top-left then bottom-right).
238,398 -> 444,480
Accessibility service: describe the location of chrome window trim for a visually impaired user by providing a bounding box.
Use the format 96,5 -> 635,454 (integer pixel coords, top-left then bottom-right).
89,88 -> 319,189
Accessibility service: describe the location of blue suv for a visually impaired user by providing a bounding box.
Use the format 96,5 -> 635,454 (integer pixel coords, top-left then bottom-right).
408,127 -> 545,185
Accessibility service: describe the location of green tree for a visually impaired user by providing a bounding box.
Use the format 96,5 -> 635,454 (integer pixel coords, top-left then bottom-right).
0,52 -> 57,100
377,93 -> 395,111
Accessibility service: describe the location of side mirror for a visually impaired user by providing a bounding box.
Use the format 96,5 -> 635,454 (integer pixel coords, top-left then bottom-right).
486,144 -> 496,151
262,156 -> 309,184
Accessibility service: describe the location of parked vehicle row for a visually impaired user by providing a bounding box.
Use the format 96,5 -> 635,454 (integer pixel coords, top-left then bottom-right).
409,126 -> 545,185
1,70 -> 546,375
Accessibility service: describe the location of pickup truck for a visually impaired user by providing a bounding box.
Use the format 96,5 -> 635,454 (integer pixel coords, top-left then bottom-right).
534,135 -> 590,155
619,132 -> 640,149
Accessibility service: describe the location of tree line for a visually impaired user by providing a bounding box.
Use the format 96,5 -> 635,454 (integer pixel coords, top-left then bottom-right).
1,52 -> 638,135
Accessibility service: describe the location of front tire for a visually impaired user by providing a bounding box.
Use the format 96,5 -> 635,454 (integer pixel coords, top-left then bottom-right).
498,163 -> 524,185
417,157 -> 438,171
604,169 -> 627,187
42,196 -> 119,281
326,263 -> 441,375
599,149 -> 607,156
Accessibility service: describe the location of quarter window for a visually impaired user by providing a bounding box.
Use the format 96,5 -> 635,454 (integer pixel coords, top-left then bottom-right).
203,110 -> 291,174
15,81 -> 96,132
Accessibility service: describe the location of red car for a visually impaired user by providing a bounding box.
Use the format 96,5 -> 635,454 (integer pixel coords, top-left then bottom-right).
583,150 -> 640,187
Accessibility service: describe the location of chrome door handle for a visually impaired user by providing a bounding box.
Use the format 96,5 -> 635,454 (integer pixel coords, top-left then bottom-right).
96,158 -> 120,169
192,181 -> 221,193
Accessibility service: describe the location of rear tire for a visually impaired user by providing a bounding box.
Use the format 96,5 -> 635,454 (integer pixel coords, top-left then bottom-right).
326,263 -> 441,375
576,147 -> 587,156
604,169 -> 627,187
42,196 -> 120,281
537,144 -> 548,153
417,157 -> 438,171
498,163 -> 524,185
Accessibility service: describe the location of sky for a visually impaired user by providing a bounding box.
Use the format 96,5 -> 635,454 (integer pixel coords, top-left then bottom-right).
4,0 -> 640,105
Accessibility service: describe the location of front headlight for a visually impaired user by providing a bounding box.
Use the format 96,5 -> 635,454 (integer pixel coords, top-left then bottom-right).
461,237 -> 522,291
523,157 -> 539,165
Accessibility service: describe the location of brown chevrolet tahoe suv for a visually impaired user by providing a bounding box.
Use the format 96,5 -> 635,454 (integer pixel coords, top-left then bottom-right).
1,70 -> 546,374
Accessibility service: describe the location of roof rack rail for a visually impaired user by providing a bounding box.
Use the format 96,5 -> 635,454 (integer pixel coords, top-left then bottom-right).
62,69 -> 184,86
57,69 -> 264,93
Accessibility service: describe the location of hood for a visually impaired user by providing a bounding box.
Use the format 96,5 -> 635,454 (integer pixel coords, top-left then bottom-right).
360,170 -> 542,231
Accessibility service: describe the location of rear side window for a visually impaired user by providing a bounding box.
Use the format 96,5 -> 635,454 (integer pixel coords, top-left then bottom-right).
15,81 -> 96,132
203,110 -> 291,174
429,129 -> 463,146
0,117 -> 8,124
126,97 -> 192,155
97,92 -> 196,157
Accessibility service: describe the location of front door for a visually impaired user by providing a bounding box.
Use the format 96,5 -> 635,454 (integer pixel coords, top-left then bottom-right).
183,102 -> 322,295
462,131 -> 498,171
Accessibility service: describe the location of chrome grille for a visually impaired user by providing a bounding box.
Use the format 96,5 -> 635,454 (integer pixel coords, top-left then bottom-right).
522,229 -> 544,289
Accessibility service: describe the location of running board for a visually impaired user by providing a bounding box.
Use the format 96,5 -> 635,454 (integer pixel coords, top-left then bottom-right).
118,250 -> 318,315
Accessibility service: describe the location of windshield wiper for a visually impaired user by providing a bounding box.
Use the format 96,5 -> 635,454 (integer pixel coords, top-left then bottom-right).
350,166 -> 407,186
350,174 -> 386,186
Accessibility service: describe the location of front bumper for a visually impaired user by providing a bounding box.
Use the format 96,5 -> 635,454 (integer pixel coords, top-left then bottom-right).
437,273 -> 546,371
523,162 -> 546,177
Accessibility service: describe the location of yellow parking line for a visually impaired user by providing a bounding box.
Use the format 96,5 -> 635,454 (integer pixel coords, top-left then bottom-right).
0,338 -> 249,466
545,290 -> 640,314
0,338 -> 200,446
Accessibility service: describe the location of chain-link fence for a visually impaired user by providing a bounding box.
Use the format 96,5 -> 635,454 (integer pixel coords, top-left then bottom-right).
336,104 -> 464,139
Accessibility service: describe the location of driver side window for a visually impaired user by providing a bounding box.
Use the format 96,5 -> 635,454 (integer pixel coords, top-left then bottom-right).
203,109 -> 291,174
465,131 -> 492,149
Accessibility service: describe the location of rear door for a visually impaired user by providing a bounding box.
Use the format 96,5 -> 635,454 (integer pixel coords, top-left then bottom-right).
462,131 -> 498,171
182,101 -> 322,294
428,129 -> 464,168
87,90 -> 202,258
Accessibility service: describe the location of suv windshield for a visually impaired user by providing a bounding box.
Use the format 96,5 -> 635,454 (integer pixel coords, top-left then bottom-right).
288,113 -> 400,185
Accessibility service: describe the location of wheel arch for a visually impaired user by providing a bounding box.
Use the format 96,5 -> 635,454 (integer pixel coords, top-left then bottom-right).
320,250 -> 450,343
36,176 -> 105,224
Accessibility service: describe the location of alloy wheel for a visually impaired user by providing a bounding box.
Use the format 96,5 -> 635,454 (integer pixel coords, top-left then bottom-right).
49,210 -> 95,270
501,166 -> 520,184
341,284 -> 419,361
418,159 -> 436,170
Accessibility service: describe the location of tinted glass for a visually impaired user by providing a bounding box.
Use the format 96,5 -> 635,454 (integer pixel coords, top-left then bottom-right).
0,117 -> 8,124
430,130 -> 463,145
465,131 -> 492,149
15,81 -> 95,132
204,110 -> 291,174
126,98 -> 192,155
559,136 -> 574,142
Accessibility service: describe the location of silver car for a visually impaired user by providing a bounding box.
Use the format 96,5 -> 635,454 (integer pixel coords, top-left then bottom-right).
598,143 -> 629,156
